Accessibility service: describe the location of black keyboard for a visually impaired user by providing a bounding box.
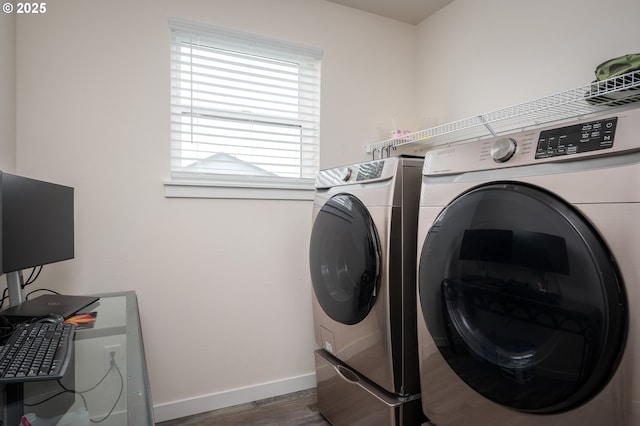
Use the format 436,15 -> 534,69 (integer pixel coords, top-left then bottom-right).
0,321 -> 75,383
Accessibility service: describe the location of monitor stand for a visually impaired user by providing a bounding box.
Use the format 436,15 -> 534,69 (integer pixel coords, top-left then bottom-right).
6,270 -> 26,307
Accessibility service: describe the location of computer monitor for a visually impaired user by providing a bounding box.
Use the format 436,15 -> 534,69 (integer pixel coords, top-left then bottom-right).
0,172 -> 74,306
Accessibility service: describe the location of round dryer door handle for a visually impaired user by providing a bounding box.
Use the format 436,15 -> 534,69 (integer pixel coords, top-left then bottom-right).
491,137 -> 517,162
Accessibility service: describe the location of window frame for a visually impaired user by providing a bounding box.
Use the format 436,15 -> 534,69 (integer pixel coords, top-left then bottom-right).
166,18 -> 322,200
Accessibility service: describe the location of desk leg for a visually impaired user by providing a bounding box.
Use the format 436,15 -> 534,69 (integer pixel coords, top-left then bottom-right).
3,383 -> 24,426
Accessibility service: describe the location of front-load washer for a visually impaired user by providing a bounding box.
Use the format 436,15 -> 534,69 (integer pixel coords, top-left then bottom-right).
309,155 -> 424,425
416,105 -> 640,425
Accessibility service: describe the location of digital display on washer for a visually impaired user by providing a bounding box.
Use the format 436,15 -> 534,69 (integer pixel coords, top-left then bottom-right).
535,117 -> 618,159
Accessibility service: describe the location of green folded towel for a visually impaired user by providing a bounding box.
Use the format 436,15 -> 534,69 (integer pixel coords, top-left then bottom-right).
585,53 -> 640,106
595,53 -> 640,81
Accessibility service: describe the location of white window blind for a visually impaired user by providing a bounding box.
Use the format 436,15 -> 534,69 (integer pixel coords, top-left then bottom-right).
169,18 -> 322,193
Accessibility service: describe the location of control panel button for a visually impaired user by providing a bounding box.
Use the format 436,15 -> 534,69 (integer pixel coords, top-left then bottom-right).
491,138 -> 517,163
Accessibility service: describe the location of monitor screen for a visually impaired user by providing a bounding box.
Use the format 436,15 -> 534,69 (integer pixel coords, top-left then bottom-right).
1,172 -> 74,274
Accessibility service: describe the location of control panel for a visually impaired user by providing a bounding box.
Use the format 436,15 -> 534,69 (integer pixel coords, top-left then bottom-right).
422,106 -> 640,176
356,160 -> 385,181
315,158 -> 394,188
535,117 -> 617,159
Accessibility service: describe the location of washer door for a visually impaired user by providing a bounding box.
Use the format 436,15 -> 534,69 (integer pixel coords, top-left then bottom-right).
310,193 -> 381,325
418,182 -> 627,413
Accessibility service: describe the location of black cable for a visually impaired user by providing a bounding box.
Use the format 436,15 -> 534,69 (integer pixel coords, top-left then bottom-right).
23,266 -> 42,287
25,287 -> 61,299
23,362 -> 113,407
61,363 -> 114,394
0,266 -> 47,307
0,287 -> 9,310
24,357 -> 124,424
90,356 -> 124,423
0,267 -> 43,309
23,388 -> 70,406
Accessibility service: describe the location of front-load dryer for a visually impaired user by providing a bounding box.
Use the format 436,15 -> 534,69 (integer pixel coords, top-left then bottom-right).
415,106 -> 640,425
310,155 -> 424,425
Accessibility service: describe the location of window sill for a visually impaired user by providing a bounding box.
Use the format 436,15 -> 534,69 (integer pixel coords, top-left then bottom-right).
164,181 -> 315,200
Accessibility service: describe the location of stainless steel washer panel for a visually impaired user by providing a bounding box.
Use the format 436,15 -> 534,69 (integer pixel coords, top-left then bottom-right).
416,108 -> 640,425
311,155 -> 423,396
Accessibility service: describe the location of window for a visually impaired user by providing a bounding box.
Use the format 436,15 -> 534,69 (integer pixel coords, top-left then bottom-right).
167,18 -> 322,199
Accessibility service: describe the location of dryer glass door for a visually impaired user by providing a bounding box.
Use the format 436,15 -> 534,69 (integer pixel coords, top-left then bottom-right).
418,182 -> 627,413
310,193 -> 380,325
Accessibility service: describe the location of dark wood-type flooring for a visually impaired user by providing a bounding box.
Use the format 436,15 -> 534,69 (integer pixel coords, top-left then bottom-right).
156,388 -> 330,425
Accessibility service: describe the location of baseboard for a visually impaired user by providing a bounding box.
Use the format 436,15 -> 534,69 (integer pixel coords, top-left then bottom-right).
153,372 -> 317,423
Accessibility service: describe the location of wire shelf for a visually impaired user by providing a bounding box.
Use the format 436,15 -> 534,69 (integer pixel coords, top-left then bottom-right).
365,70 -> 640,157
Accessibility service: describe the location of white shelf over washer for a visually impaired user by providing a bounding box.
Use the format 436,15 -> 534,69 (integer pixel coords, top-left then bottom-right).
365,70 -> 640,158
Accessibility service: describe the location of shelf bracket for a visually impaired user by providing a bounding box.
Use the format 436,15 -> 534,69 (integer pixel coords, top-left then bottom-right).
478,115 -> 497,137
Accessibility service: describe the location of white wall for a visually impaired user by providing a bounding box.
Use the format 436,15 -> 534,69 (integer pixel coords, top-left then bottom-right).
0,12 -> 16,172
417,0 -> 640,124
14,0 -> 418,421
0,11 -> 16,294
